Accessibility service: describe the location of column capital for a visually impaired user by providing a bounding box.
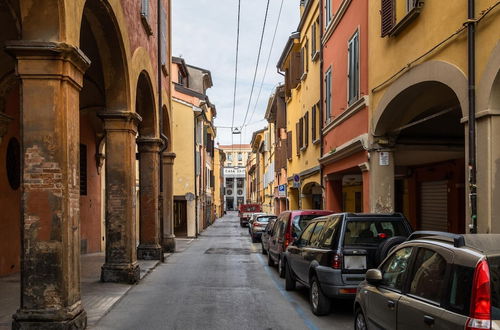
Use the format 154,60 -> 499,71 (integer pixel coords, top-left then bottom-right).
5,41 -> 91,89
99,111 -> 142,134
162,152 -> 176,165
137,138 -> 163,153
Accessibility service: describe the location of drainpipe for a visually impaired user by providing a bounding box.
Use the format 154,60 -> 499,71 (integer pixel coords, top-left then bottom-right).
467,0 -> 477,233
158,0 -> 169,256
319,0 -> 325,210
194,112 -> 202,237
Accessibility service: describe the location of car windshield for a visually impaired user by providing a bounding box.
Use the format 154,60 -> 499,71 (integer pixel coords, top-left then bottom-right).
292,215 -> 324,238
488,256 -> 500,319
256,216 -> 275,223
343,220 -> 408,246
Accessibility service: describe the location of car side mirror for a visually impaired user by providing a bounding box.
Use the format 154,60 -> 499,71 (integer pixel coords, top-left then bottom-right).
365,269 -> 383,285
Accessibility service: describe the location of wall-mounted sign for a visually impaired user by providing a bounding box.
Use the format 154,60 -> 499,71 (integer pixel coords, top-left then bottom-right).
278,184 -> 286,197
379,152 -> 389,166
185,192 -> 195,201
293,174 -> 300,189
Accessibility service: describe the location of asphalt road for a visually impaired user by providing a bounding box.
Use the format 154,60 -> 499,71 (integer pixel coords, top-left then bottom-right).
94,212 -> 353,330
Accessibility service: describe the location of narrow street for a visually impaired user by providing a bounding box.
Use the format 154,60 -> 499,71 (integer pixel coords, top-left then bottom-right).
94,212 -> 353,330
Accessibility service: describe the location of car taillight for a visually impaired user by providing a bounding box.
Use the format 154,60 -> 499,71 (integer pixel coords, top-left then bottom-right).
284,231 -> 292,249
253,222 -> 261,227
466,259 -> 491,330
332,253 -> 342,269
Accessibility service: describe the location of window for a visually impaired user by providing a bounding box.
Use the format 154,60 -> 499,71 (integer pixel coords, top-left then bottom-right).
408,248 -> 447,303
297,222 -> 316,247
286,131 -> 292,160
381,0 -> 396,37
319,217 -> 340,248
348,31 -> 360,105
304,112 -> 309,147
380,247 -> 413,291
291,215 -> 322,239
310,221 -> 326,247
299,118 -> 304,150
407,0 -> 417,12
311,106 -> 317,142
295,122 -> 300,155
343,220 -> 408,246
447,265 -> 473,316
304,40 -> 309,74
238,152 -> 242,161
80,144 -> 87,196
140,0 -> 153,35
160,2 -> 168,72
325,0 -> 332,26
236,178 -> 244,188
325,68 -> 332,122
311,23 -> 317,58
227,153 -> 233,161
487,257 -> 500,319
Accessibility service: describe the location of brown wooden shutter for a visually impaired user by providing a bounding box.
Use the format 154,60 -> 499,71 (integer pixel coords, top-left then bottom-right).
381,0 -> 395,37
290,52 -> 302,88
287,131 -> 292,159
295,123 -> 300,155
304,112 -> 309,147
285,68 -> 291,97
312,106 -> 317,142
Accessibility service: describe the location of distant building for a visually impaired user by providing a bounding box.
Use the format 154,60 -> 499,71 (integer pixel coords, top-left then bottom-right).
219,144 -> 252,210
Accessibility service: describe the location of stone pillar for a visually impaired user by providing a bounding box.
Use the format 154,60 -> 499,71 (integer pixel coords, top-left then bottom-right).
369,149 -> 395,213
6,41 -> 89,330
137,138 -> 163,260
162,152 -> 176,252
99,111 -> 142,284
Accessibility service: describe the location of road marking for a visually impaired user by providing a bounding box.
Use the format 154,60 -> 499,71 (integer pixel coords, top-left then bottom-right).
256,254 -> 320,330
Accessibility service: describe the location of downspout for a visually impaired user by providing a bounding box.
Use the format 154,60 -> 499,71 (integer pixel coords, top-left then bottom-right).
467,0 -> 477,233
194,112 -> 202,237
319,0 -> 325,210
158,0 -> 169,255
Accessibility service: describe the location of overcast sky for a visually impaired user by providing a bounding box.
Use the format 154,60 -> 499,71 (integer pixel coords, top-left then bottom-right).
172,0 -> 300,145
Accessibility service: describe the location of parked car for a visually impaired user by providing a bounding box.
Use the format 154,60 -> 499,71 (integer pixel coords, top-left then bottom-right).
248,212 -> 267,233
354,231 -> 500,330
249,215 -> 277,243
283,213 -> 412,315
261,216 -> 278,255
267,210 -> 334,278
238,204 -> 262,227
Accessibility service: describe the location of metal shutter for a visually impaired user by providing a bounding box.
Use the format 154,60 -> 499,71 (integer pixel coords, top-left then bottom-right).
419,180 -> 448,231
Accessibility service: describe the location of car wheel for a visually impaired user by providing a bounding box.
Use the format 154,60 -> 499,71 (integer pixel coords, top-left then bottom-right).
354,308 -> 368,330
278,256 -> 285,278
261,242 -> 267,255
310,276 -> 331,316
268,253 -> 275,267
285,262 -> 296,291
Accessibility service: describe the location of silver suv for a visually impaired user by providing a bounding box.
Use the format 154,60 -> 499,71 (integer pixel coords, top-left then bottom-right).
354,231 -> 500,330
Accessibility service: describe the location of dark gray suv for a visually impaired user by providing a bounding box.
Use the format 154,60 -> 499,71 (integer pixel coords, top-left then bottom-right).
355,231 -> 500,330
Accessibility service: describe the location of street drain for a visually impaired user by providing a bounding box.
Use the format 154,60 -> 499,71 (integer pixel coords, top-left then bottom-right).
204,248 -> 256,255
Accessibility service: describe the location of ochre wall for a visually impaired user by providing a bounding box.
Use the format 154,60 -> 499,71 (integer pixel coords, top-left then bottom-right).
0,87 -> 21,276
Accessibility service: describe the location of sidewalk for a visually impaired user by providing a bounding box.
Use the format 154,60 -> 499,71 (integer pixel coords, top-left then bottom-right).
0,238 -> 194,329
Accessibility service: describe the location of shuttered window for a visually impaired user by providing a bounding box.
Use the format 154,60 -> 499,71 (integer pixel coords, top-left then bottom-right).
160,2 -> 168,72
381,0 -> 395,37
312,106 -> 317,142
311,23 -> 317,58
324,68 -> 332,122
304,112 -> 309,147
304,40 -> 309,74
295,123 -> 300,155
290,52 -> 302,88
325,0 -> 332,26
348,31 -> 360,105
287,131 -> 292,159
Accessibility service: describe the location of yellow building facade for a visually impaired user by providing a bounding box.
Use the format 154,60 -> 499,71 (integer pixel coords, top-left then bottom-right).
368,0 -> 500,233
278,0 -> 322,210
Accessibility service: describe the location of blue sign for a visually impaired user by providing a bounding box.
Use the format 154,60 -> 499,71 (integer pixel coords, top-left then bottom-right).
278,184 -> 286,197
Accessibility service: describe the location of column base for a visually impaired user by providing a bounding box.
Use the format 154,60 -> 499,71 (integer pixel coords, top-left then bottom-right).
13,309 -> 86,330
101,262 -> 140,284
137,244 -> 163,260
162,235 -> 176,253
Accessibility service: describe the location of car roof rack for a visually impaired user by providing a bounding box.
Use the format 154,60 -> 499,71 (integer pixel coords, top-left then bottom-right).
408,231 -> 465,248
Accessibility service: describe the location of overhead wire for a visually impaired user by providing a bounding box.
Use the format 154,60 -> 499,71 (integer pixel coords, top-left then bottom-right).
247,0 -> 285,126
240,0 -> 271,130
231,0 -> 242,155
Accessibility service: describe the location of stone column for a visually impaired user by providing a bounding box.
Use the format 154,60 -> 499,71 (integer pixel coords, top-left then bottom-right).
6,41 -> 89,330
137,138 -> 163,260
162,152 -> 176,252
369,149 -> 395,213
99,111 -> 142,284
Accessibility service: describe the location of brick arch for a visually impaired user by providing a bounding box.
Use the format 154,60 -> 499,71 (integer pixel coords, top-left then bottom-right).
136,71 -> 157,138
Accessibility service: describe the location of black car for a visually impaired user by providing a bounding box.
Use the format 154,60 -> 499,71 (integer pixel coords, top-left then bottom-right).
283,213 -> 412,315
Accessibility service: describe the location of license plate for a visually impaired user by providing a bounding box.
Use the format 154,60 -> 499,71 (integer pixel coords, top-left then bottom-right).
344,255 -> 367,270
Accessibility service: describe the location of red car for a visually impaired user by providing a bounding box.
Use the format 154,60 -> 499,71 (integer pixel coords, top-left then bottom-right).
238,204 -> 262,227
267,210 -> 334,278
